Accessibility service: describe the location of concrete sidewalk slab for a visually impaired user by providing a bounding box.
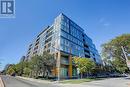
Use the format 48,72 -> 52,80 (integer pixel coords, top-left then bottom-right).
57,83 -> 102,87
16,76 -> 52,84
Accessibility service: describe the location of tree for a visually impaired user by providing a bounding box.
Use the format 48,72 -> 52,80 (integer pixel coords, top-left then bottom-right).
23,67 -> 31,77
73,57 -> 96,78
15,62 -> 23,76
29,55 -> 43,78
4,52 -> 55,79
29,52 -> 55,78
101,34 -> 130,73
14,61 -> 29,76
42,52 -> 56,78
6,65 -> 16,75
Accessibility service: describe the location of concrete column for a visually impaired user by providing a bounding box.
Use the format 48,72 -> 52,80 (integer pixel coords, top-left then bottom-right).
57,51 -> 61,80
68,49 -> 72,78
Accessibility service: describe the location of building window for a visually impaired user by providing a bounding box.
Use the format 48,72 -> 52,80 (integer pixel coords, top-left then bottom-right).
72,68 -> 77,76
61,45 -> 64,51
61,56 -> 69,64
47,49 -> 50,53
65,40 -> 69,46
48,43 -> 51,48
60,67 -> 68,77
61,21 -> 69,33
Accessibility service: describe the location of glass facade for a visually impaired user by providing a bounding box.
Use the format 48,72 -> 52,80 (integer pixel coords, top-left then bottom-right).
72,68 -> 77,76
54,13 -> 101,63
54,13 -> 102,77
60,67 -> 68,77
58,14 -> 85,57
26,13 -> 102,78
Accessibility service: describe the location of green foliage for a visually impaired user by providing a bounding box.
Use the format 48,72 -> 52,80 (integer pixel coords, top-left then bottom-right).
73,57 -> 96,78
6,65 -> 16,75
14,61 -> 29,76
42,52 -> 56,66
29,52 -> 55,78
101,34 -> 130,73
112,58 -> 128,73
5,52 -> 56,78
23,67 -> 31,77
5,52 -> 56,79
30,55 -> 43,71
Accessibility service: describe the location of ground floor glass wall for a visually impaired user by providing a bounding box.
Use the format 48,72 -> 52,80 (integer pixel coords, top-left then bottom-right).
60,67 -> 68,77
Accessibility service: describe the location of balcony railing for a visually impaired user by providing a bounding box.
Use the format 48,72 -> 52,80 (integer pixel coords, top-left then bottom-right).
61,59 -> 69,65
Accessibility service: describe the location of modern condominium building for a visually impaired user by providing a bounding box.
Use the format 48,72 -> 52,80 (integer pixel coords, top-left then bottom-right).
26,13 -> 102,79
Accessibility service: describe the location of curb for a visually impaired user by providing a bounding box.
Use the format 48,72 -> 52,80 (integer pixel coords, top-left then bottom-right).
16,76 -> 52,84
0,76 -> 5,87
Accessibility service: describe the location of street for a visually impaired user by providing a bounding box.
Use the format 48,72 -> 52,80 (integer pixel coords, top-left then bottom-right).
81,77 -> 130,87
1,75 -> 130,87
59,77 -> 130,87
1,75 -> 59,87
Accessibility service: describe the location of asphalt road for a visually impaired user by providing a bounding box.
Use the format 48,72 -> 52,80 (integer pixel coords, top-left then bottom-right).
58,77 -> 130,87
81,77 -> 130,87
1,75 -> 130,87
1,75 -> 59,87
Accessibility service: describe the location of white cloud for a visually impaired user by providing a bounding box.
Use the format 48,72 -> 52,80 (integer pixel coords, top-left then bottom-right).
103,23 -> 110,26
99,17 -> 110,27
99,18 -> 105,23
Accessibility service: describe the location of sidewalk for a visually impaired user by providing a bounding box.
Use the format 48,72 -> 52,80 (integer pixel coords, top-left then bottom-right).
16,76 -> 130,87
16,76 -> 89,87
16,76 -> 100,87
0,76 -> 4,87
56,78 -> 130,87
57,83 -> 99,87
17,76 -> 52,84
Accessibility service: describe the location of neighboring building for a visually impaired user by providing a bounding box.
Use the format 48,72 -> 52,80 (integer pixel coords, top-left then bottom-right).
20,56 -> 26,62
26,13 -> 102,79
4,64 -> 13,71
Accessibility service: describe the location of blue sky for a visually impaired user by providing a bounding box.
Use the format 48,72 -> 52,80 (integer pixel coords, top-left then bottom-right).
0,0 -> 130,70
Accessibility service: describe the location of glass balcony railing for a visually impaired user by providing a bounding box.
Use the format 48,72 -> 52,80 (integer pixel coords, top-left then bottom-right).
61,59 -> 69,65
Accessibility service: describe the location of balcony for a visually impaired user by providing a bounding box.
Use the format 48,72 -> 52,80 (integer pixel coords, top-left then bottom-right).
84,47 -> 89,51
61,57 -> 69,65
34,46 -> 38,50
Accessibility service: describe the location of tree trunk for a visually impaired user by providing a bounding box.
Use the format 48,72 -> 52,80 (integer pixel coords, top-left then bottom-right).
80,73 -> 83,79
